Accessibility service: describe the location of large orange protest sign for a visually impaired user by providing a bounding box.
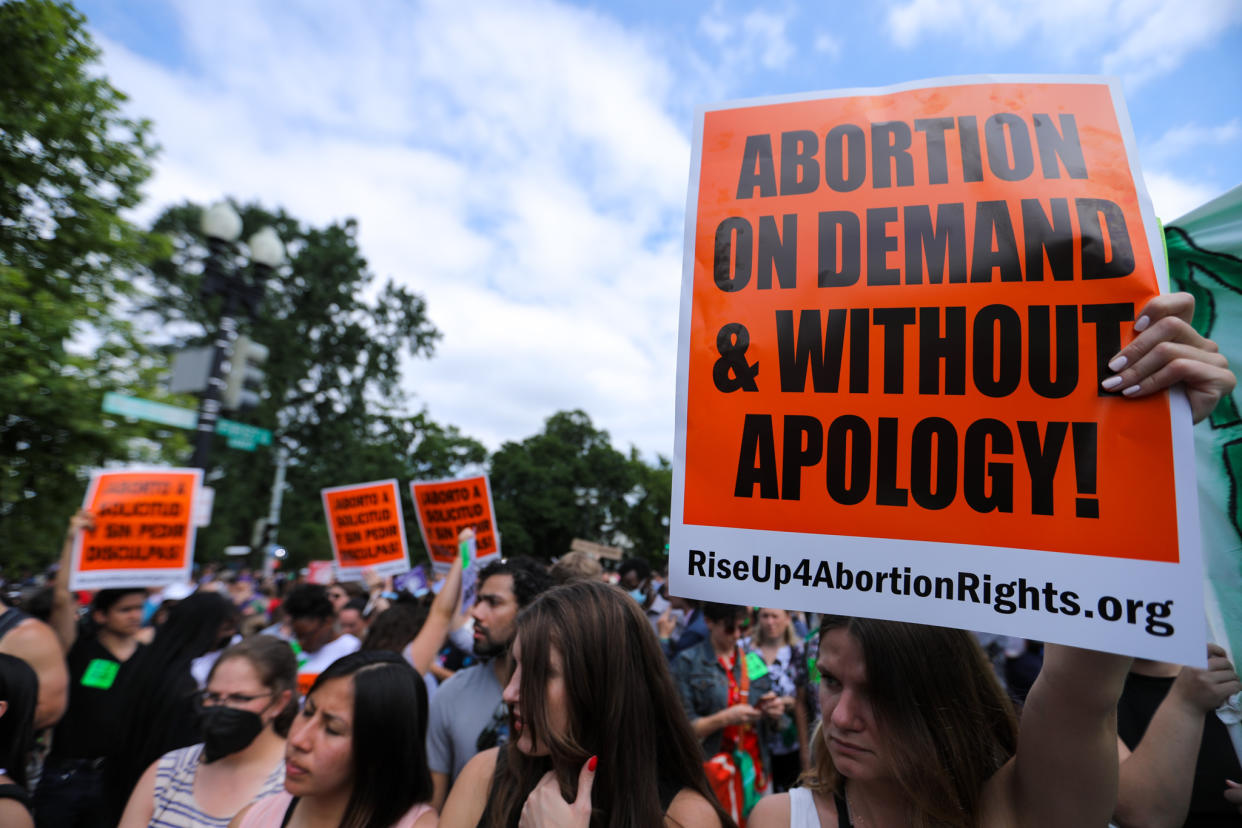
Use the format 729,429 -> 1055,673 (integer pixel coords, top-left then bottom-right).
671,76 -> 1204,663
410,475 -> 500,572
72,468 -> 202,590
320,479 -> 410,580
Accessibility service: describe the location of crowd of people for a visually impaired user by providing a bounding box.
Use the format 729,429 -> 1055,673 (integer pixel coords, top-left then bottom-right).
0,292 -> 1239,827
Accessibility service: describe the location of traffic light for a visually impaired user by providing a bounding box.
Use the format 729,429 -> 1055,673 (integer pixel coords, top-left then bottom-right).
222,335 -> 269,411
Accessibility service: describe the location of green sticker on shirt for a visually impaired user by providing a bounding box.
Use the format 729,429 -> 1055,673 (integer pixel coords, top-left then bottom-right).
80,658 -> 119,689
744,651 -> 769,681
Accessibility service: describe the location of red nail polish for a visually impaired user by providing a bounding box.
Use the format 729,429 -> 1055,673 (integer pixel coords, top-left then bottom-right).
587,755 -> 598,772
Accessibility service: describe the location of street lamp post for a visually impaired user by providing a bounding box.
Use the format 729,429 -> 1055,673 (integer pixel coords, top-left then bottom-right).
189,201 -> 284,471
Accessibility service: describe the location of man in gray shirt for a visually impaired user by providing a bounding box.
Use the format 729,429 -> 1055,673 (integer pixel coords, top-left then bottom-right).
425,556 -> 553,810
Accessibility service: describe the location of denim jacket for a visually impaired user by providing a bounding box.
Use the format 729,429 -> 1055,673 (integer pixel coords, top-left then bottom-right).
671,638 -> 774,759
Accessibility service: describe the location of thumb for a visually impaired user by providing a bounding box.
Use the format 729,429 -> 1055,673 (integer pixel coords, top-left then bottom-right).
576,755 -> 597,808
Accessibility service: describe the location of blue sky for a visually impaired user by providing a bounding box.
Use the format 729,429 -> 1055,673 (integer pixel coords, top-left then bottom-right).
77,0 -> 1242,460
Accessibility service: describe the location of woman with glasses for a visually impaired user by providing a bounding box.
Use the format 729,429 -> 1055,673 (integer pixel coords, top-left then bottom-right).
105,591 -> 240,823
118,636 -> 297,828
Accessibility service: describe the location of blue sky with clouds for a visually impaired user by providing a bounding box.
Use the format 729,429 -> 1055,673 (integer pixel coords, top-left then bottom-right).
76,0 -> 1242,460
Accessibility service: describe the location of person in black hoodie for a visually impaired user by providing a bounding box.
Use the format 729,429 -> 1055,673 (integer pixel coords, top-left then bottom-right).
102,591 -> 238,824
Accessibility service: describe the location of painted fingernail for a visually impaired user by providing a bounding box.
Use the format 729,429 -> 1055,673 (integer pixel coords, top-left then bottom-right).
1134,315 -> 1151,332
1123,384 -> 1141,396
587,755 -> 598,772
1108,354 -> 1128,372
1101,375 -> 1124,390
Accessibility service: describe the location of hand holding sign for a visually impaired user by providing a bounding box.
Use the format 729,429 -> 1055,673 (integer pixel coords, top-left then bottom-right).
1101,292 -> 1234,422
67,508 -> 96,538
1168,643 -> 1242,713
52,509 -> 97,652
58,508 -> 96,590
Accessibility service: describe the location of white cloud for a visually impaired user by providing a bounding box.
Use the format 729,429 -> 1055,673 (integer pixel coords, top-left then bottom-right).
1142,119 -> 1241,167
91,0 -> 695,458
1137,119 -> 1241,220
1143,170 -> 1220,223
699,4 -> 796,73
1099,0 -> 1242,86
813,31 -> 843,60
884,0 -> 1242,87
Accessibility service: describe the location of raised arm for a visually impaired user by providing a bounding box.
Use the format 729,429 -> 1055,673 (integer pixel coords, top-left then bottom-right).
1115,646 -> 1241,828
1003,644 -> 1133,827
404,535 -> 465,675
50,509 -> 93,653
999,291 -> 1236,825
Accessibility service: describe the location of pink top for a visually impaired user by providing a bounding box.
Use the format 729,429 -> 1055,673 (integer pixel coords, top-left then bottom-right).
238,791 -> 435,827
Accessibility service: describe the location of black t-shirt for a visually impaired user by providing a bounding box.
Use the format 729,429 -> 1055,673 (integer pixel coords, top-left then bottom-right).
50,635 -> 140,760
1117,671 -> 1242,827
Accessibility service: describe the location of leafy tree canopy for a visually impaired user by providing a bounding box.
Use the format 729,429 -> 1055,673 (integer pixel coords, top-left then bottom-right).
0,1 -> 670,578
489,410 -> 671,565
139,202 -> 486,569
0,0 -> 177,571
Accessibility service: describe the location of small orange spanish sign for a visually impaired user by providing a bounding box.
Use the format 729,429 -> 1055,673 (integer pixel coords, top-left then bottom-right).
670,76 -> 1203,663
72,468 -> 202,589
320,479 -> 410,579
410,475 -> 500,572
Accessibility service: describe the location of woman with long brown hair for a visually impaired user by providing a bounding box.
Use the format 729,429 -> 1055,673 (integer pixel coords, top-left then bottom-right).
440,580 -> 734,827
230,650 -> 436,828
748,290 -> 1239,827
750,617 -> 1025,827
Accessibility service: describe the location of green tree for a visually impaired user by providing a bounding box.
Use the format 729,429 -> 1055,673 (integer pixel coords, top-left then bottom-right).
140,202 -> 486,569
0,0 -> 178,570
618,449 -> 672,564
489,410 -> 669,562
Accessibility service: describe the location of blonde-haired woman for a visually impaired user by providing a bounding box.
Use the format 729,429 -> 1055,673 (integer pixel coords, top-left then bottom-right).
742,608 -> 806,792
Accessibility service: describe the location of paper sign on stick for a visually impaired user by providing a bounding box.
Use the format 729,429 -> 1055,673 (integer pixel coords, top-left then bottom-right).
409,475 -> 500,573
670,75 -> 1204,663
320,479 -> 410,580
72,468 -> 202,590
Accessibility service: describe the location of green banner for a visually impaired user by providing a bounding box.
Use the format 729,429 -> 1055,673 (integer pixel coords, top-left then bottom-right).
1166,183 -> 1242,665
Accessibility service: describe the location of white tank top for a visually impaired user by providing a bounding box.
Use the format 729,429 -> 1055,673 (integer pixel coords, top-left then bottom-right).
789,786 -> 823,828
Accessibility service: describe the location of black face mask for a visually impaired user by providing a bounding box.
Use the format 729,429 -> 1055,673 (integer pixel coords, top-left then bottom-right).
200,705 -> 265,763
